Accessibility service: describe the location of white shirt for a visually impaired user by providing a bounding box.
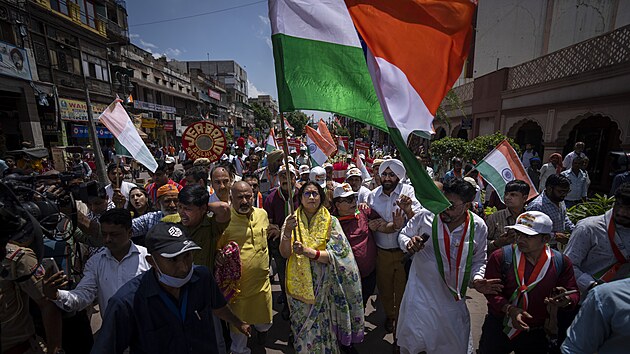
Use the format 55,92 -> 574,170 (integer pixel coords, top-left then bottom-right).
561,169 -> 589,201
522,150 -> 539,168
105,181 -> 136,208
357,185 -> 371,205
563,151 -> 586,170
54,243 -> 150,317
366,183 -> 422,249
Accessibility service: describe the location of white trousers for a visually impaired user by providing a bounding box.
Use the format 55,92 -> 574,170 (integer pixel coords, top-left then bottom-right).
229,323 -> 273,354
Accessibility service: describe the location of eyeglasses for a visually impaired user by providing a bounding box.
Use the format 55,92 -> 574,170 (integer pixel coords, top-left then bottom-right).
381,172 -> 397,178
304,191 -> 319,198
446,202 -> 466,210
336,196 -> 356,204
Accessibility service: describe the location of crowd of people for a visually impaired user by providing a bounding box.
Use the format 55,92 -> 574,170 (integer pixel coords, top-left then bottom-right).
0,136 -> 629,354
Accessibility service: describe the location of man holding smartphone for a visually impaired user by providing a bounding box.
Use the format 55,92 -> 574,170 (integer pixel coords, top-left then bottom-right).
478,211 -> 580,354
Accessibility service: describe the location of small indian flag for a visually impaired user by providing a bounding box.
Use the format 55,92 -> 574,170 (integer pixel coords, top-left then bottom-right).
265,128 -> 279,153
475,140 -> 538,202
305,126 -> 330,167
337,136 -> 347,155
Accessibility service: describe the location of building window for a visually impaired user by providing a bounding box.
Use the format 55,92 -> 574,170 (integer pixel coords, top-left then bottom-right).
49,0 -> 69,15
0,20 -> 15,45
81,53 -> 109,82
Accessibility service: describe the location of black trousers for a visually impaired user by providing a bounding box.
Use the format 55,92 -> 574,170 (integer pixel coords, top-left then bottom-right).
361,270 -> 377,307
478,314 -> 549,354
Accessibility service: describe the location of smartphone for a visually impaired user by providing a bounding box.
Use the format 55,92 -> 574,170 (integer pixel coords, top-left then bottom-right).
550,289 -> 578,300
41,258 -> 60,276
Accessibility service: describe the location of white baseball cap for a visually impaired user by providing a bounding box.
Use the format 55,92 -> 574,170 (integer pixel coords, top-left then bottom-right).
165,156 -> 176,164
278,164 -> 297,177
289,147 -> 297,154
505,211 -> 553,236
309,166 -> 327,188
346,168 -> 362,180
333,183 -> 357,199
298,165 -> 310,175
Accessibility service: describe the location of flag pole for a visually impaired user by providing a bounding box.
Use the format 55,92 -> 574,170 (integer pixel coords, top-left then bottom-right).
279,112 -> 300,242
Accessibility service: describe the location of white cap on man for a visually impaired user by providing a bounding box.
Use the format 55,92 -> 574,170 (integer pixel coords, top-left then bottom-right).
333,183 -> 357,199
309,166 -> 327,188
505,211 -> 553,236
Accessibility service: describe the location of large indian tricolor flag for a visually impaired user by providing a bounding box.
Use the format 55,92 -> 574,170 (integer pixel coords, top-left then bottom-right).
475,140 -> 539,202
270,0 -> 475,213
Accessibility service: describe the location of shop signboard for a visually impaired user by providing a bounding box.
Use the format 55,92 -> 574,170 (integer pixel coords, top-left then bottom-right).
164,121 -> 174,132
208,89 -> 221,101
133,100 -> 176,114
182,121 -> 227,162
59,98 -> 108,122
71,125 -> 113,139
0,40 -> 32,81
175,116 -> 182,137
141,118 -> 157,129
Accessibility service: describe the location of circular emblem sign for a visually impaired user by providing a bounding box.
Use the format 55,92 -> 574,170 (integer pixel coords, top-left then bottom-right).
501,168 -> 514,182
181,121 -> 227,162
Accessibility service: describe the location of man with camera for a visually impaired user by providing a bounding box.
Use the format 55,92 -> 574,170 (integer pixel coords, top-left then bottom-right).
1,240 -> 63,354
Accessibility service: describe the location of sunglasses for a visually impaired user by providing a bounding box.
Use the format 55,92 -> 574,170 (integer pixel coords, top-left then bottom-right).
304,191 -> 319,198
381,172 -> 397,178
336,196 -> 356,204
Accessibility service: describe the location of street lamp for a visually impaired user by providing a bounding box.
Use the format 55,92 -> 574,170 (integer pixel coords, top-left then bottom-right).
114,72 -> 134,103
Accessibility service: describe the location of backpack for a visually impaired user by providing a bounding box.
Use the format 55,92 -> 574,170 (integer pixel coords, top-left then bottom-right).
500,245 -> 564,282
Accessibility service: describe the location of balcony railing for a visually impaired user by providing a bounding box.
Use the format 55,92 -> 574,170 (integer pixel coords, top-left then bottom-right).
451,81 -> 474,102
99,15 -> 129,42
507,24 -> 630,91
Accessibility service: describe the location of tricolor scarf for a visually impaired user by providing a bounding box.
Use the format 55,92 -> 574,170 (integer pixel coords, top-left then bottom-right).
432,210 -> 475,301
285,206 -> 331,304
503,244 -> 552,339
593,214 -> 629,282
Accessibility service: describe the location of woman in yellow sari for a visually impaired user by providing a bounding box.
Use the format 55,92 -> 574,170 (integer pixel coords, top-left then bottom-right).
280,181 -> 364,353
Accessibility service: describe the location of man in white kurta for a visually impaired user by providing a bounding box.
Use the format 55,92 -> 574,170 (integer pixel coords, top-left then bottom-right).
397,179 -> 493,354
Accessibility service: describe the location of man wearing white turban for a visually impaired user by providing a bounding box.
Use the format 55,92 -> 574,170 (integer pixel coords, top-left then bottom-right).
365,159 -> 422,338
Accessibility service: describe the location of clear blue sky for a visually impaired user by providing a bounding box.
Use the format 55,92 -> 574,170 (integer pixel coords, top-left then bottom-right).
126,0 -> 330,120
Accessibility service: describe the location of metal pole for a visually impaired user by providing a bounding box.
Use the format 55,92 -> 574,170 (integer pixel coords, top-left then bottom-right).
78,39 -> 108,184
84,86 -> 108,184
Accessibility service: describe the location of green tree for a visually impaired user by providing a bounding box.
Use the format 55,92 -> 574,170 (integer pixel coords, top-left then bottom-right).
429,137 -> 468,170
251,103 -> 273,131
284,111 -> 310,136
467,133 -> 520,163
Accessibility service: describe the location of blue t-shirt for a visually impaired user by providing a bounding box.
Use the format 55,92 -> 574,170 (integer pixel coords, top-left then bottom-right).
93,265 -> 227,354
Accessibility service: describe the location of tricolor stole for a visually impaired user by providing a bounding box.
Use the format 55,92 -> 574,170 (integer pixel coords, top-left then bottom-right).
593,214 -> 629,282
503,244 -> 552,339
432,210 -> 475,301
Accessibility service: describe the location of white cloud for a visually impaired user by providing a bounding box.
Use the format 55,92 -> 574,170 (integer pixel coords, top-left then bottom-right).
258,15 -> 270,25
139,39 -> 157,49
165,48 -> 182,57
129,33 -> 140,39
265,38 -> 272,49
248,80 -> 268,98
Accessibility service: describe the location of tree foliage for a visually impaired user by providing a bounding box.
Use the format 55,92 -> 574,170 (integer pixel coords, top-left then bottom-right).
429,132 -> 520,174
251,103 -> 273,131
284,111 -> 310,136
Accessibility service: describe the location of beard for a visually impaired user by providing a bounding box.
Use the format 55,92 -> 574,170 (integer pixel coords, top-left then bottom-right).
236,203 -> 252,214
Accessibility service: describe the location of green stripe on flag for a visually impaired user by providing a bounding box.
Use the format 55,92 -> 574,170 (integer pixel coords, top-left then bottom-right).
475,160 -> 508,200
272,33 -> 386,132
389,127 -> 450,214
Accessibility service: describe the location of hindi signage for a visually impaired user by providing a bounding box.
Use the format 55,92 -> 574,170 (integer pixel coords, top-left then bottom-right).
208,89 -> 221,101
133,100 -> 176,114
182,121 -> 227,162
